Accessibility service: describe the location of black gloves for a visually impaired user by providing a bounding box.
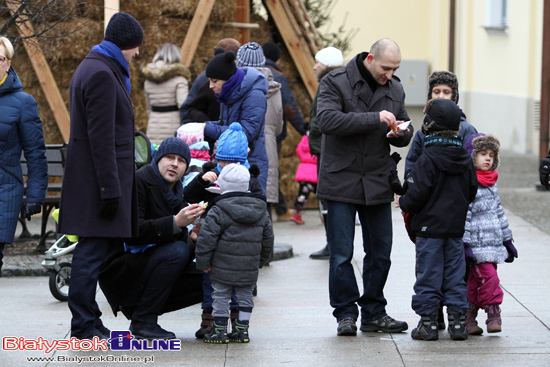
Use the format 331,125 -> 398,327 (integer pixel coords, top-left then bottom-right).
390,152 -> 402,164
99,197 -> 120,219
463,242 -> 477,267
503,239 -> 518,263
388,170 -> 407,195
21,202 -> 42,221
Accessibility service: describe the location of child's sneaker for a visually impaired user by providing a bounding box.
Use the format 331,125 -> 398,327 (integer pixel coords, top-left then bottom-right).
290,210 -> 305,225
447,309 -> 468,341
411,312 -> 439,341
204,320 -> 229,344
229,320 -> 250,343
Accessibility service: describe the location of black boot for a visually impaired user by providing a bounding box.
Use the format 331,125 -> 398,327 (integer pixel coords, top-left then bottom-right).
309,245 -> 329,259
411,311 -> 439,341
447,309 -> 468,341
437,305 -> 445,330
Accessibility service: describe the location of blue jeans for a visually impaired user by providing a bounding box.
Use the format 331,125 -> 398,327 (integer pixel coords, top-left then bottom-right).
326,200 -> 392,322
413,237 -> 468,315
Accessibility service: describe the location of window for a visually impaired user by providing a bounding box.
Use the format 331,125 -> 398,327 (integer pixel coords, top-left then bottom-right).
485,0 -> 508,30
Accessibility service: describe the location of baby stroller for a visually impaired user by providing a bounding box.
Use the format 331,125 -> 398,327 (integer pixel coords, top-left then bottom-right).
42,131 -> 153,301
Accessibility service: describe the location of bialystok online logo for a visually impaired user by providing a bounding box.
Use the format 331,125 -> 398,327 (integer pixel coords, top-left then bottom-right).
2,331 -> 181,353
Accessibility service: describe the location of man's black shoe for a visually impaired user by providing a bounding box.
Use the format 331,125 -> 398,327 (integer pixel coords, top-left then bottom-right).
130,323 -> 176,340
337,317 -> 357,336
309,245 -> 329,259
360,315 -> 408,333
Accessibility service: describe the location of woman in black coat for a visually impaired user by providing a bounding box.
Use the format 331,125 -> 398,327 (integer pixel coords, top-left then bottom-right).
99,138 -> 205,340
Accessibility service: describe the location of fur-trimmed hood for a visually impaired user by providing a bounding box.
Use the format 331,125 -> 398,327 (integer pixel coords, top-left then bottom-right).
140,60 -> 190,83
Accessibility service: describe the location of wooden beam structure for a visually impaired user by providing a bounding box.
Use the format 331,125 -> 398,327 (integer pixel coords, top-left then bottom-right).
263,0 -> 318,98
235,0 -> 251,44
7,3 -> 70,142
180,0 -> 216,67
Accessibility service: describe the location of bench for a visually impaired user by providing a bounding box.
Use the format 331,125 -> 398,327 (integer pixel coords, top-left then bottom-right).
19,144 -> 67,252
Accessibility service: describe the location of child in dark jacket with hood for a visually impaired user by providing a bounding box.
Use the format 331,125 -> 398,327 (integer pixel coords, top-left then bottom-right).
398,98 -> 478,341
196,163 -> 274,344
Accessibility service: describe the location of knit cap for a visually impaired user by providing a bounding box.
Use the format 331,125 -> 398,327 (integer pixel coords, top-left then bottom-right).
422,98 -> 461,135
236,42 -> 266,67
216,163 -> 250,193
262,41 -> 281,62
465,133 -> 500,170
205,51 -> 237,81
428,70 -> 459,104
315,47 -> 344,67
215,122 -> 249,164
104,12 -> 144,50
154,137 -> 191,167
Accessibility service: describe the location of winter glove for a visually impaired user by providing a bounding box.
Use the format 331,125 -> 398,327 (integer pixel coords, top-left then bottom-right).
390,152 -> 402,165
388,169 -> 406,195
99,197 -> 120,219
463,242 -> 477,267
503,239 -> 518,263
21,202 -> 42,221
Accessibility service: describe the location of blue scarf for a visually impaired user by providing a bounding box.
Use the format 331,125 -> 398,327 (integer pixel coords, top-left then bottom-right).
216,68 -> 245,104
92,41 -> 131,93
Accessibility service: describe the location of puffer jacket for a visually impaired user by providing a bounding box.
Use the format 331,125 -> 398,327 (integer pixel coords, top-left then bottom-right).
142,60 -> 190,145
295,135 -> 317,184
316,53 -> 413,205
254,67 -> 282,203
463,184 -> 512,263
0,68 -> 47,243
195,192 -> 274,287
204,67 -> 269,193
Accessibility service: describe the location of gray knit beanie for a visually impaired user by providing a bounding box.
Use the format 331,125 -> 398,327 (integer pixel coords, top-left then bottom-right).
217,163 -> 250,193
236,42 -> 266,67
428,70 -> 459,104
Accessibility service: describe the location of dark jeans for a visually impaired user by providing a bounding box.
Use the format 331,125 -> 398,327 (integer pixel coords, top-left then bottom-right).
326,200 -> 392,322
132,241 -> 190,325
0,242 -> 4,273
413,237 -> 468,315
69,237 -> 111,338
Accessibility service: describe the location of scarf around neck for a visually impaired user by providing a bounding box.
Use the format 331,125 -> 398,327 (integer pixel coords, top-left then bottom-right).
476,169 -> 498,187
150,162 -> 184,210
92,41 -> 131,93
216,68 -> 245,104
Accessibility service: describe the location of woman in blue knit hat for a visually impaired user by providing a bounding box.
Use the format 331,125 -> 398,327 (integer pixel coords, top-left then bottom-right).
200,50 -> 269,194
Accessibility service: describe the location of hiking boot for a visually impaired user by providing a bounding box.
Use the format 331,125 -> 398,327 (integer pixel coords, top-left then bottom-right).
447,309 -> 468,341
195,308 -> 213,339
437,306 -> 446,330
465,303 -> 483,335
337,318 -> 357,336
309,245 -> 329,259
290,210 -> 305,225
204,320 -> 229,344
360,315 -> 408,333
411,312 -> 439,341
485,304 -> 502,333
229,320 -> 250,343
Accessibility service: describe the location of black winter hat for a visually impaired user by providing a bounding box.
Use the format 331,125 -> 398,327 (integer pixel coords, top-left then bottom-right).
105,12 -> 143,50
205,51 -> 237,81
262,41 -> 281,62
154,137 -> 191,168
428,70 -> 459,104
422,98 -> 461,135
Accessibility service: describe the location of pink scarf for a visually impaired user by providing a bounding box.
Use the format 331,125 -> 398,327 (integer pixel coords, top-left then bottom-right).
476,170 -> 498,187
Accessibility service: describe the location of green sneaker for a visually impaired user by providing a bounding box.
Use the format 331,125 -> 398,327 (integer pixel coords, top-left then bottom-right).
229,320 -> 250,343
204,321 -> 229,344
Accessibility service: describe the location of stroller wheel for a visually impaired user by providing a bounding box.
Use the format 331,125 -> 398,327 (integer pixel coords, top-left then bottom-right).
49,262 -> 71,302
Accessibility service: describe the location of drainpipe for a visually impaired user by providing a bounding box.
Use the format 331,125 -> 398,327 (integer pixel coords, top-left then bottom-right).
449,0 -> 456,72
541,0 -> 550,159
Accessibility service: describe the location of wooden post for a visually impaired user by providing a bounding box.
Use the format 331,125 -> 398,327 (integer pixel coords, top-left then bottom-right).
541,0 -> 550,159
264,0 -> 318,99
104,0 -> 120,32
7,3 -> 70,142
180,0 -> 216,67
235,0 -> 250,44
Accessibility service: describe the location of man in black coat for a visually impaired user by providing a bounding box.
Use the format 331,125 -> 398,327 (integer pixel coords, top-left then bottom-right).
58,12 -> 143,340
99,137 -> 205,340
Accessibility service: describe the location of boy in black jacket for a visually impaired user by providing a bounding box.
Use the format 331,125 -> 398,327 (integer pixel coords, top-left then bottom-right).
398,98 -> 478,341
